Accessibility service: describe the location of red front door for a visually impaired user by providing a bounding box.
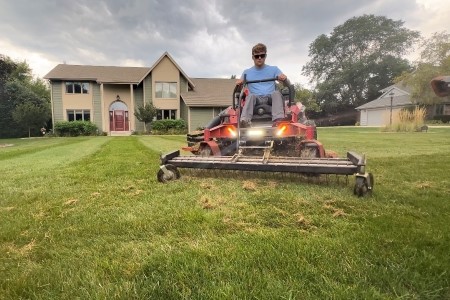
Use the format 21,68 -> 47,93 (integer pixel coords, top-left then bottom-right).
110,110 -> 129,131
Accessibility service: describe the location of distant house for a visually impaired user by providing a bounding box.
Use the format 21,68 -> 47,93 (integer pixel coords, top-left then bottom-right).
44,52 -> 236,134
356,83 -> 450,126
356,85 -> 413,126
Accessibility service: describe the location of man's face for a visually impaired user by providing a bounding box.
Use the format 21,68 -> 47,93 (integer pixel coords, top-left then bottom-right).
252,52 -> 266,67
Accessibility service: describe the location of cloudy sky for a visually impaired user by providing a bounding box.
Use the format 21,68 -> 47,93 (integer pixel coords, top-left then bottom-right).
0,0 -> 449,85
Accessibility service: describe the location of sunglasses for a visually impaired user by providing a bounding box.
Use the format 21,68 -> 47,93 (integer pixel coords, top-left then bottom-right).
253,53 -> 266,59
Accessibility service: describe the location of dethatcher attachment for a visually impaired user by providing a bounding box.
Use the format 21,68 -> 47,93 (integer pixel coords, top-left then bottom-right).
158,150 -> 373,197
157,77 -> 374,197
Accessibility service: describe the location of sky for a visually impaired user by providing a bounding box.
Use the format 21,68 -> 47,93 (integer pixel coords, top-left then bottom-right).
0,0 -> 449,86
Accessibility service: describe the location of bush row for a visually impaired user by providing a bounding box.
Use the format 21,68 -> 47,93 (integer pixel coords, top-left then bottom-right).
150,119 -> 187,134
54,121 -> 100,136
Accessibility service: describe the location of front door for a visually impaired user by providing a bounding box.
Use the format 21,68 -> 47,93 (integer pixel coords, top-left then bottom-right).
109,110 -> 130,131
114,110 -> 125,131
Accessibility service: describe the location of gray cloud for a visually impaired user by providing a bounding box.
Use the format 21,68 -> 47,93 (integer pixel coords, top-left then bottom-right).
0,0 -> 448,84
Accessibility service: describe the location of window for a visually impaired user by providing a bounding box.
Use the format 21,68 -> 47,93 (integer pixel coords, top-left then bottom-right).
155,82 -> 177,98
66,82 -> 89,94
67,110 -> 90,121
157,110 -> 176,120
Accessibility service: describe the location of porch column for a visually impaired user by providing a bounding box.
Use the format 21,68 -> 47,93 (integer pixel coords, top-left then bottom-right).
100,83 -> 106,133
130,84 -> 134,131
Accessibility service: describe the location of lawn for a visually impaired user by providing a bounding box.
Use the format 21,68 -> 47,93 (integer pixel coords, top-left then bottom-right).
1,127 -> 449,299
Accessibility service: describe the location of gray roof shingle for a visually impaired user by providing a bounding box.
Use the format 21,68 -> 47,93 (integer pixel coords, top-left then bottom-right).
181,78 -> 236,107
44,64 -> 151,84
356,85 -> 413,110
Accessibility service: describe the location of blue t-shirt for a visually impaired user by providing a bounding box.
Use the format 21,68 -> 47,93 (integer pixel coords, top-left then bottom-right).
241,65 -> 282,95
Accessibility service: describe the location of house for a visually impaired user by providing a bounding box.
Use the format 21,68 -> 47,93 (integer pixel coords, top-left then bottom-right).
44,52 -> 236,134
356,82 -> 450,126
356,85 -> 413,126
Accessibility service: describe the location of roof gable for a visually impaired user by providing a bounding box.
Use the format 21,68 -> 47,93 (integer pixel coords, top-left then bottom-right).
145,52 -> 195,89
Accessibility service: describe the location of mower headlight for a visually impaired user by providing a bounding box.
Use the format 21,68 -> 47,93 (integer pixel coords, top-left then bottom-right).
247,129 -> 265,137
276,125 -> 287,136
227,127 -> 237,137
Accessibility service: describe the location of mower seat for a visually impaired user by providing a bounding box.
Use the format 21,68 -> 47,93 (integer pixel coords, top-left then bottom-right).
252,96 -> 272,121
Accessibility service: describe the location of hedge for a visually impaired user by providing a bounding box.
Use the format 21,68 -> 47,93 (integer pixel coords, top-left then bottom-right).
151,119 -> 187,134
54,121 -> 99,136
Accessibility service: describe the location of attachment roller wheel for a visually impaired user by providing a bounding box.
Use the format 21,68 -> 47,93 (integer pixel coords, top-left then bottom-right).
353,173 -> 373,197
157,164 -> 180,183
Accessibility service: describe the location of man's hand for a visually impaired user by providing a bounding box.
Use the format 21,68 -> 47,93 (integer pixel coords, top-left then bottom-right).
277,74 -> 287,82
235,79 -> 243,86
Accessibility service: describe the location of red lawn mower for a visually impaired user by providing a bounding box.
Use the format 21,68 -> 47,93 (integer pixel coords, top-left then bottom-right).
158,77 -> 373,196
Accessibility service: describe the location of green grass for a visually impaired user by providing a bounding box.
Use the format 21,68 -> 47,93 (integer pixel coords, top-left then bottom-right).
1,128 -> 449,299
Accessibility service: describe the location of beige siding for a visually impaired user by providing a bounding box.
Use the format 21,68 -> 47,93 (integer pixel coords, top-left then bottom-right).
102,85 -> 133,131
62,86 -> 92,112
190,108 -> 215,131
152,57 -> 180,117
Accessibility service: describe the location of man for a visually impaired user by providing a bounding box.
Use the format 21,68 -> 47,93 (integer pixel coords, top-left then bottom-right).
236,43 -> 288,127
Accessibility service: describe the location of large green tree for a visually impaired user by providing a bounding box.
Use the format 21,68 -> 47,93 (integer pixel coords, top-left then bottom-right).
396,31 -> 450,104
12,101 -> 51,137
302,14 -> 420,114
0,55 -> 50,138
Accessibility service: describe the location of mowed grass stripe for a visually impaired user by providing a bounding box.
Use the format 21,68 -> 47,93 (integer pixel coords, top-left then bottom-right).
0,137 -> 86,161
137,135 -> 187,154
0,137 -> 110,174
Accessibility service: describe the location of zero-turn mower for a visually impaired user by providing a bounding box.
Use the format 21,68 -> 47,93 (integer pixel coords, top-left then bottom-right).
157,77 -> 374,196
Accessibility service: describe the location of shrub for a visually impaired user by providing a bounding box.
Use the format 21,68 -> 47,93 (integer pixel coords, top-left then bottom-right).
433,115 -> 450,123
382,106 -> 426,132
54,121 -> 99,137
151,119 -> 187,134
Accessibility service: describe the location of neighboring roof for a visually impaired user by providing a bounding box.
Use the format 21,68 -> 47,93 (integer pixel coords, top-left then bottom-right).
356,85 -> 413,110
181,78 -> 236,107
44,64 -> 150,84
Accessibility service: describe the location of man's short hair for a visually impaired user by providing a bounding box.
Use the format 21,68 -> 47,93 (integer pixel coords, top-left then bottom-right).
252,43 -> 267,54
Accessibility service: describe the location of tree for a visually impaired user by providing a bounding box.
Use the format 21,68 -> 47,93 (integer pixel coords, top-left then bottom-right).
0,55 -> 51,138
294,83 -> 320,113
12,102 -> 51,137
396,31 -> 450,104
302,15 -> 420,114
134,102 -> 157,132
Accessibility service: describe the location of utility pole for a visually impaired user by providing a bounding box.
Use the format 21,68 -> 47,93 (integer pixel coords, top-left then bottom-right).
389,92 -> 394,125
